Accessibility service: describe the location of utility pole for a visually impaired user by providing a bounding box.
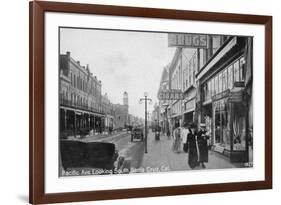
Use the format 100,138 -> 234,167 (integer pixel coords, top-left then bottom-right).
139,92 -> 152,153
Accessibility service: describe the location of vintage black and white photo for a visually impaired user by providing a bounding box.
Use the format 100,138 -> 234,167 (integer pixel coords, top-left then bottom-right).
59,28 -> 253,177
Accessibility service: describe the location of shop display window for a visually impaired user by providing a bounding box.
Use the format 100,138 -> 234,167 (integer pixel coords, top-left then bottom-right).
222,71 -> 225,91
234,61 -> 240,82
202,56 -> 246,102
218,72 -> 223,93
228,65 -> 233,89
207,79 -> 211,99
211,78 -> 214,97
213,99 -> 230,149
239,57 -> 246,81
232,103 -> 246,151
215,75 -> 218,95
223,69 -> 228,91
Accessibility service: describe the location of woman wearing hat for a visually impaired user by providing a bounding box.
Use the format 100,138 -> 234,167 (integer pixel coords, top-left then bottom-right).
172,122 -> 182,153
186,123 -> 198,169
197,123 -> 209,168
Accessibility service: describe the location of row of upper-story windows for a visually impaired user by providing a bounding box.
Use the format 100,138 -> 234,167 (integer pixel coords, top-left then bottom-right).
60,88 -> 115,114
61,91 -> 88,107
70,72 -> 102,97
60,87 -> 103,111
70,72 -> 87,92
182,35 -> 230,92
202,56 -> 246,102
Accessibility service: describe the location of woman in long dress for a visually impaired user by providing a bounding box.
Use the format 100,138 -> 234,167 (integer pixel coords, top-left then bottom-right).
187,123 -> 198,169
197,125 -> 209,168
172,126 -> 182,153
181,124 -> 189,152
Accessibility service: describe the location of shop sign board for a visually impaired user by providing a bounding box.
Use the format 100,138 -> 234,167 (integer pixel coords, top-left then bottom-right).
228,90 -> 244,103
212,89 -> 230,101
168,33 -> 208,48
234,82 -> 245,88
158,89 -> 184,100
184,98 -> 196,113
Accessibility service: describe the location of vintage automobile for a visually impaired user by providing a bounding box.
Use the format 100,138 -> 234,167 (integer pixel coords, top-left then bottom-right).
60,140 -> 119,172
131,127 -> 144,142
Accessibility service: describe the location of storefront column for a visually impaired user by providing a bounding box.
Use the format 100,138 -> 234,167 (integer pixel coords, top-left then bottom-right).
60,109 -> 64,131
93,116 -> 95,131
64,109 -> 67,131
89,115 -> 92,129
82,114 -> 85,128
229,103 -> 234,152
65,110 -> 69,130
195,81 -> 201,127
74,112 -> 76,137
245,96 -> 250,163
83,114 -> 85,128
197,48 -> 200,72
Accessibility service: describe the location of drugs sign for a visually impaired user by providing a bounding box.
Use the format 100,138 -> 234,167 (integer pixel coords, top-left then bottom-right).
158,89 -> 184,100
168,33 -> 208,48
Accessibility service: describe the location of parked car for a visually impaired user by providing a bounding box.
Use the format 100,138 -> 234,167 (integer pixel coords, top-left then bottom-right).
131,127 -> 144,142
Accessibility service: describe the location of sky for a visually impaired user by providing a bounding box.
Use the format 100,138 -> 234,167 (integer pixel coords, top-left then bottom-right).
60,28 -> 176,119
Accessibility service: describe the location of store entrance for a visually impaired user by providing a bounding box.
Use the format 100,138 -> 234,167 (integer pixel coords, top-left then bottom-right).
202,103 -> 212,144
183,111 -> 193,126
215,111 -> 228,144
213,99 -> 230,150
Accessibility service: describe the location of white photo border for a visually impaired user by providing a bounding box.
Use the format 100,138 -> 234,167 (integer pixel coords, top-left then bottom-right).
45,12 -> 265,194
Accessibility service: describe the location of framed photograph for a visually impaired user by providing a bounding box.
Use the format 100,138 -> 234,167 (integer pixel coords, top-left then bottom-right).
29,1 -> 272,204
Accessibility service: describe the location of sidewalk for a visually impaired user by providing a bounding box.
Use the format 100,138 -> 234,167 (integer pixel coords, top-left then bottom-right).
141,132 -> 242,172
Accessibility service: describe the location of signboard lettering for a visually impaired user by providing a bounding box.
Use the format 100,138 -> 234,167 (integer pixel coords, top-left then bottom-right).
158,89 -> 184,100
168,34 -> 208,48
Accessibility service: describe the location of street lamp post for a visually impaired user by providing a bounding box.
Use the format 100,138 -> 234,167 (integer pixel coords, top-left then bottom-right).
139,92 -> 152,153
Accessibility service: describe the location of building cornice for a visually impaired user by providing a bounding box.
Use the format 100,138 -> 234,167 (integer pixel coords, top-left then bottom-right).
196,37 -> 236,81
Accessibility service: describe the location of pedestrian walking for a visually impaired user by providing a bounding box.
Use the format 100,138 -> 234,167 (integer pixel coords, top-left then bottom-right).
166,127 -> 171,139
197,124 -> 209,168
109,127 -> 113,135
186,123 -> 198,169
172,123 -> 182,153
181,123 -> 189,152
